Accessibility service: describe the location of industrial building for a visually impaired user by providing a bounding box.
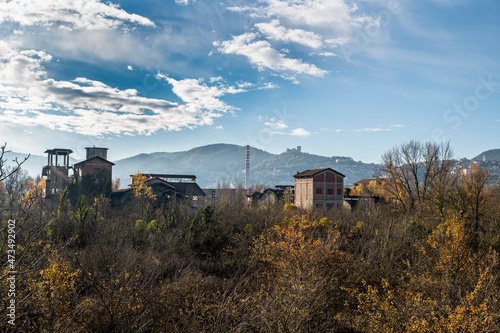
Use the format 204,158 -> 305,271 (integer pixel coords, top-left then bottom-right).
110,173 -> 206,207
73,147 -> 115,183
42,148 -> 73,198
42,147 -> 114,199
294,168 -> 345,209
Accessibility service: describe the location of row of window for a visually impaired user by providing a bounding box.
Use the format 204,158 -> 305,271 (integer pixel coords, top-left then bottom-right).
315,188 -> 342,195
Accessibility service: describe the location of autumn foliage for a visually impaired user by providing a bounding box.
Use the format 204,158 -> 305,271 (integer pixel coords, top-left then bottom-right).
1,142 -> 500,332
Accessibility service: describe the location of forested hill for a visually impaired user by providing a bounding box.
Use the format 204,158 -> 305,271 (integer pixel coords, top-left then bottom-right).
474,149 -> 500,162
7,144 -> 500,188
112,144 -> 380,188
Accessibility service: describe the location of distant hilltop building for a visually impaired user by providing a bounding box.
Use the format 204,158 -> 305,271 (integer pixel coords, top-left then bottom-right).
286,146 -> 302,153
294,168 -> 345,209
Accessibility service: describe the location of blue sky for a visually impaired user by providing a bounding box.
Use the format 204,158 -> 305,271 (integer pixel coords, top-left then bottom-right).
0,0 -> 499,163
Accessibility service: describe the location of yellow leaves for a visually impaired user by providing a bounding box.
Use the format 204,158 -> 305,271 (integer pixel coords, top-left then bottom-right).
350,221 -> 364,237
424,216 -> 469,277
247,215 -> 348,330
348,215 -> 500,333
10,255 -> 83,331
131,171 -> 156,202
21,177 -> 45,208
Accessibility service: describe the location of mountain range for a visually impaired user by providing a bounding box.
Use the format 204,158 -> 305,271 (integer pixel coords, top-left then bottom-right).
112,144 -> 379,188
4,144 -> 500,188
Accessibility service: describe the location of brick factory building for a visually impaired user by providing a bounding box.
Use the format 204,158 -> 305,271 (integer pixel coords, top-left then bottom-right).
73,147 -> 114,183
294,168 -> 345,209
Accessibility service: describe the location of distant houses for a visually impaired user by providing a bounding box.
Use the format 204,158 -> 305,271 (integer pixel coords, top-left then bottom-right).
246,185 -> 294,206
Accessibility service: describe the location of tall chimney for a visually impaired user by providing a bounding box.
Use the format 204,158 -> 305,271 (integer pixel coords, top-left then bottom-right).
245,145 -> 250,190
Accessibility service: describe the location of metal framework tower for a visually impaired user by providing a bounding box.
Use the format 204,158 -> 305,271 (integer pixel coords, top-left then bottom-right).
245,145 -> 250,190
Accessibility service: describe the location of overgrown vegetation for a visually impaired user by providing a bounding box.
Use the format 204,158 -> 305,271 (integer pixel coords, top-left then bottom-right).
1,141 -> 500,332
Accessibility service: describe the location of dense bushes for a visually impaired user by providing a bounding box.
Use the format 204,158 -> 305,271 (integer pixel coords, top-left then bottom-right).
1,147 -> 500,331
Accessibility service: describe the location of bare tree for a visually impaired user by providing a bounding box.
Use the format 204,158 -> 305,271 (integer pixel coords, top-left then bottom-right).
0,142 -> 30,182
380,140 -> 454,213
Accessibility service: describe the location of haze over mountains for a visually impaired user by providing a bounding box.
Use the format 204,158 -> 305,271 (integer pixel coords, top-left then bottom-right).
112,144 -> 379,188
5,145 -> 500,188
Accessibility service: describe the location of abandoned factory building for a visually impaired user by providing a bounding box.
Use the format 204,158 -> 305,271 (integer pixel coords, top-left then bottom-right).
294,168 -> 345,209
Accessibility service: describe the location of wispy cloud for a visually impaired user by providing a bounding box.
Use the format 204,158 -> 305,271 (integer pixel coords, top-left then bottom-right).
157,74 -> 246,114
220,0 -> 381,80
0,0 -> 155,31
228,0 -> 373,30
335,124 -> 406,133
214,33 -> 328,79
175,0 -> 196,5
317,52 -> 338,57
264,119 -> 288,129
255,20 -> 323,48
352,128 -> 391,133
0,42 -> 246,136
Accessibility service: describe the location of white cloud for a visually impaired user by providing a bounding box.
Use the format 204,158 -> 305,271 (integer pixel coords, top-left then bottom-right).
157,74 -> 246,114
336,126 -> 398,133
325,37 -> 349,46
237,81 -> 254,88
215,125 -> 223,130
318,52 -> 338,57
290,128 -> 311,137
214,33 -> 328,78
228,0 -> 373,31
0,42 -> 243,136
209,76 -> 223,83
127,65 -> 133,71
259,82 -> 279,90
222,1 -> 382,79
255,19 -> 323,49
353,128 -> 391,132
175,0 -> 196,5
0,0 -> 155,30
264,119 -> 288,129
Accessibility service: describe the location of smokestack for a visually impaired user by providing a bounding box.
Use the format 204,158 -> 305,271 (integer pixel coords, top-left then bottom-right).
245,145 -> 250,190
